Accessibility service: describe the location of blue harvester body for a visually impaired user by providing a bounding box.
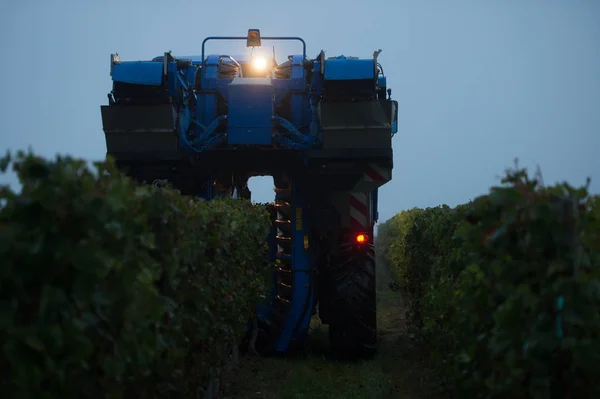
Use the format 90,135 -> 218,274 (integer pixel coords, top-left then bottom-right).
100,30 -> 398,357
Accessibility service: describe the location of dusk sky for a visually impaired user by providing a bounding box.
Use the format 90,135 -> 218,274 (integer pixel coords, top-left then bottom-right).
1,0 -> 598,224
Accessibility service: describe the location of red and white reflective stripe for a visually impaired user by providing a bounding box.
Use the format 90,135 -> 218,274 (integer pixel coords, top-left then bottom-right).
364,163 -> 390,183
349,192 -> 369,229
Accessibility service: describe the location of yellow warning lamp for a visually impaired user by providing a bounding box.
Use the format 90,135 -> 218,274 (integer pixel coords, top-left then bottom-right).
246,29 -> 262,47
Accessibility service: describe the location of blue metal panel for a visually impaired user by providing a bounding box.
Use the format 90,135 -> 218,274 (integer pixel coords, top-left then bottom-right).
290,184 -> 316,345
324,58 -> 374,81
289,54 -> 305,91
186,66 -> 197,86
199,92 -> 218,131
195,53 -> 219,141
289,54 -> 307,131
216,79 -> 235,102
112,61 -> 163,85
291,94 -> 305,128
227,79 -> 273,145
202,54 -> 220,89
272,79 -> 296,109
311,60 -> 323,93
274,182 -> 315,352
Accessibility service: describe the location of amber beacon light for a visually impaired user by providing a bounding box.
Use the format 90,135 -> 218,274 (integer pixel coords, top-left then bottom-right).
246,29 -> 262,47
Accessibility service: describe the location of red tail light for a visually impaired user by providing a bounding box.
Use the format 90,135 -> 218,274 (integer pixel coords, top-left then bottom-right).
355,233 -> 368,244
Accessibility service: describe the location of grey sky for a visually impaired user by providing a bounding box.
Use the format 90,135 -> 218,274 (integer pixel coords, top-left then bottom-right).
1,0 -> 598,224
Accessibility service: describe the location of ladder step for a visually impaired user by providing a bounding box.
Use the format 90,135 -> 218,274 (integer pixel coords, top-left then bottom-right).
275,220 -> 292,236
255,186 -> 296,352
277,271 -> 293,286
274,204 -> 292,219
276,263 -> 292,272
277,282 -> 293,297
274,187 -> 292,200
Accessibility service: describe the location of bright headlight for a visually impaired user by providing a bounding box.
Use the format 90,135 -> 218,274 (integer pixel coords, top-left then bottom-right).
252,56 -> 268,70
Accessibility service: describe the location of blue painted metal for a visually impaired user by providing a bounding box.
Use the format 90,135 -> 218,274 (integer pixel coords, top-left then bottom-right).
324,57 -> 375,81
112,61 -> 163,85
111,48 -> 387,154
103,31 -> 398,355
274,181 -> 315,352
227,79 -> 273,145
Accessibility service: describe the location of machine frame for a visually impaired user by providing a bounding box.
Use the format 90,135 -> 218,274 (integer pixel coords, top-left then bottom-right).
100,29 -> 398,357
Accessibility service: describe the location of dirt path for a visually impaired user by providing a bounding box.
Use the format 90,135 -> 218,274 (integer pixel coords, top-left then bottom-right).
221,291 -> 446,399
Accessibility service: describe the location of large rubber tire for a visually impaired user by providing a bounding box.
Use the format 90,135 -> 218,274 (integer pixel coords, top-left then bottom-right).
327,244 -> 377,359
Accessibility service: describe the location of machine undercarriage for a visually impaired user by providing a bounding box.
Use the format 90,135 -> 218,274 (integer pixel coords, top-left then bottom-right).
100,29 -> 398,358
